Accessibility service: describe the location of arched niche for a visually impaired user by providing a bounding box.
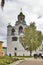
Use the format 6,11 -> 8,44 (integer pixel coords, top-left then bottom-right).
19,26 -> 23,34
11,28 -> 15,35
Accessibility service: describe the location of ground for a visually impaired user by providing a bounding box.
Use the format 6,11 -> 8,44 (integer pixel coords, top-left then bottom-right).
10,58 -> 43,65
17,58 -> 43,65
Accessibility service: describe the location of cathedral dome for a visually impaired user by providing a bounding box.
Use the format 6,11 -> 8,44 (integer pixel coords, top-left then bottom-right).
7,23 -> 12,28
18,12 -> 25,17
18,12 -> 25,21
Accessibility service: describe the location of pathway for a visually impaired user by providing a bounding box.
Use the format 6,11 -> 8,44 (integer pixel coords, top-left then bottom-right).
9,58 -> 43,65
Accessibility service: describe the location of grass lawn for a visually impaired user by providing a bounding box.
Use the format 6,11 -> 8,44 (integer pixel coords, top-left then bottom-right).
0,56 -> 20,65
13,56 -> 33,59
0,56 -> 33,65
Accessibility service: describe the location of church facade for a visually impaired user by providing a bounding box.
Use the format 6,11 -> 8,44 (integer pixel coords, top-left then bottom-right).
7,11 -> 30,56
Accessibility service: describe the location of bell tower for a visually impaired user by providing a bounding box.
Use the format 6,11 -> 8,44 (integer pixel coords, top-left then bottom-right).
7,9 -> 29,56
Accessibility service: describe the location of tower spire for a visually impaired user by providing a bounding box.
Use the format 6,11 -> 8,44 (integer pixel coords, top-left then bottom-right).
8,22 -> 11,25
20,8 -> 22,12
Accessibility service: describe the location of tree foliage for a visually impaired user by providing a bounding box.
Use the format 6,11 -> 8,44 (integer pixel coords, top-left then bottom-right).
1,0 -> 5,9
20,22 -> 43,56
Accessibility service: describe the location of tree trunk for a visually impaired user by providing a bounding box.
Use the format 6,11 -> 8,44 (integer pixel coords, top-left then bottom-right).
30,51 -> 32,56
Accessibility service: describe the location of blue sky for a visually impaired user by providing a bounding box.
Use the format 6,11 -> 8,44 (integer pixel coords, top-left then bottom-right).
0,0 -> 43,47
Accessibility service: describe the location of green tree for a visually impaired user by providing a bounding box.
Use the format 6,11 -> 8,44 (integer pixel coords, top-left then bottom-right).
1,0 -> 5,9
20,22 -> 43,56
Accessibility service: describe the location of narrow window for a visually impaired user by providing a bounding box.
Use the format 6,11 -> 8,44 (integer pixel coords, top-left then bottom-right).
19,26 -> 23,34
15,47 -> 17,50
11,28 -> 15,35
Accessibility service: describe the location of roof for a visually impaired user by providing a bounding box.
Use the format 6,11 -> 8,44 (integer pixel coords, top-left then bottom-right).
18,12 -> 25,17
7,24 -> 12,28
3,47 -> 7,49
7,23 -> 12,28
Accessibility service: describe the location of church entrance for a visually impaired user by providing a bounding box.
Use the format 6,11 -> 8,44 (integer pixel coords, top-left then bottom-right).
14,52 -> 17,56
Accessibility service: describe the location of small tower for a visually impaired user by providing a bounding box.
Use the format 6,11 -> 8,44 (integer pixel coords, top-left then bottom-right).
7,23 -> 12,36
7,23 -> 14,56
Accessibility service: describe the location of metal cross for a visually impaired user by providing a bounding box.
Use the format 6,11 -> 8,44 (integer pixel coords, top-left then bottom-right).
20,8 -> 22,12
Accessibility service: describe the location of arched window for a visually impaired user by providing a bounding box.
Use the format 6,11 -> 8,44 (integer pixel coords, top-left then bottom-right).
19,26 -> 23,34
11,28 -> 15,35
15,47 -> 17,50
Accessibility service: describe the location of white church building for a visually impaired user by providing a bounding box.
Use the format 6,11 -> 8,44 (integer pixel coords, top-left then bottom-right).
7,11 -> 30,56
